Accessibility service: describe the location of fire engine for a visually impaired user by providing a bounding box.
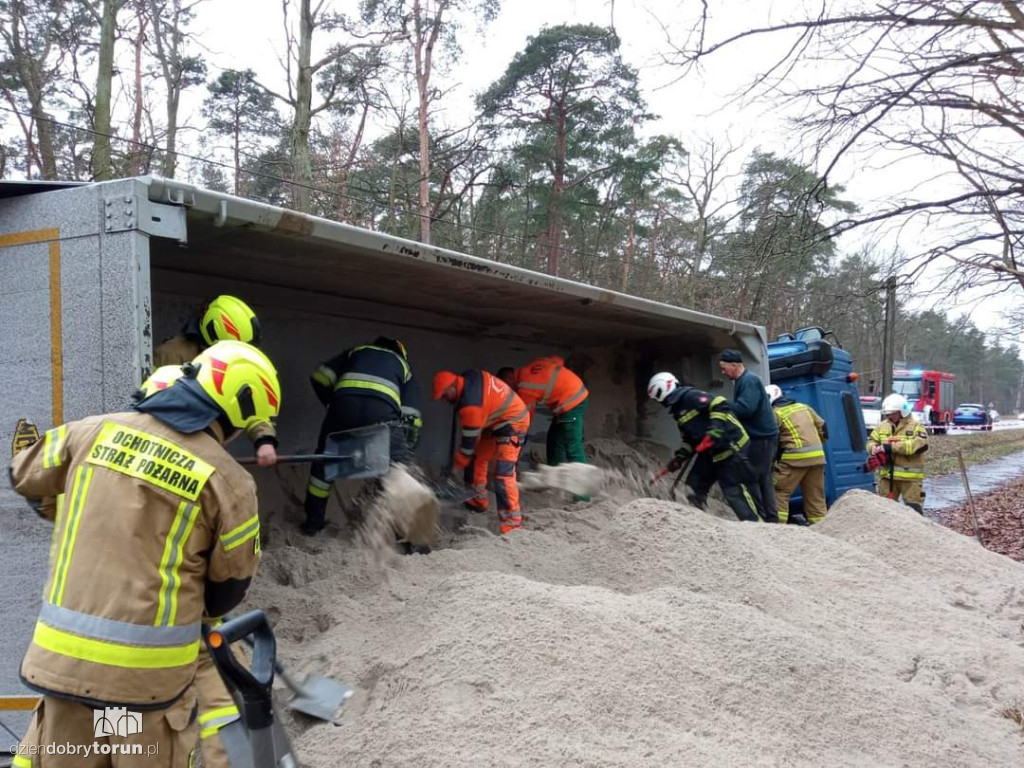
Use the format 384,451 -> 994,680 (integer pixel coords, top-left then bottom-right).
891,368 -> 956,433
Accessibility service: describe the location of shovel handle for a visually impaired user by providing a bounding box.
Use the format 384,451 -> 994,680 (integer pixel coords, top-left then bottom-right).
651,468 -> 670,483
237,454 -> 352,465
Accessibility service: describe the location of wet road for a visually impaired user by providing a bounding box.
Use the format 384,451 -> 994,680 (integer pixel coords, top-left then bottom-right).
925,448 -> 1024,512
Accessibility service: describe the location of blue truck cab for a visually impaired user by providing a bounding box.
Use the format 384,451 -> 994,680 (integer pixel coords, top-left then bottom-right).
768,327 -> 874,513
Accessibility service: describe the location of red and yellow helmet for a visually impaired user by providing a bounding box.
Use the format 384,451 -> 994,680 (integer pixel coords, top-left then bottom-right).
191,341 -> 281,430
200,295 -> 260,347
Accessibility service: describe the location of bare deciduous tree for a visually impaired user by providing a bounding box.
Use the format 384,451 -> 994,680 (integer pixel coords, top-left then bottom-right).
664,0 -> 1024,295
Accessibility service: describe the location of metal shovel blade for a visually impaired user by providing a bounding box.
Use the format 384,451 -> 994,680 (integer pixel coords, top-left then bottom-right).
321,423 -> 391,481
286,673 -> 354,722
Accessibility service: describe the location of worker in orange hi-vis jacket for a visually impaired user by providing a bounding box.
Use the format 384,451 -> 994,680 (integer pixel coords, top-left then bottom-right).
498,356 -> 590,501
433,370 -> 530,534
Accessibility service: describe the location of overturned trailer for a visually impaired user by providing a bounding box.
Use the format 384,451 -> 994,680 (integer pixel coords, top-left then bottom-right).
0,176 -> 767,511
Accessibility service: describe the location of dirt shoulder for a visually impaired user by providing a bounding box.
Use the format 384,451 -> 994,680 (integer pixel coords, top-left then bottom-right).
939,477 -> 1024,562
927,428 -> 1024,476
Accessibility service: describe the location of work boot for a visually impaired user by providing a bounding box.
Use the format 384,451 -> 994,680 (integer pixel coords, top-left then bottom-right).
299,516 -> 325,537
788,513 -> 810,526
685,492 -> 707,510
463,499 -> 488,514
396,540 -> 432,556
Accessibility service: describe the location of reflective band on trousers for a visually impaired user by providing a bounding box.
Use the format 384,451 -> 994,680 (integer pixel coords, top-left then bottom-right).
155,501 -> 201,627
199,705 -> 241,739
13,755 -> 31,768
885,469 -> 925,480
32,619 -> 200,669
335,372 -> 401,406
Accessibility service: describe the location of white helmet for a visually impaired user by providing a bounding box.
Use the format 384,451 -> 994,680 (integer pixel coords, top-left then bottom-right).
881,393 -> 911,418
765,384 -> 783,404
647,372 -> 680,402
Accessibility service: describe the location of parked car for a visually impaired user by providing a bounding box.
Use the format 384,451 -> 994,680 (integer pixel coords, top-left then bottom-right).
860,395 -> 882,435
952,403 -> 993,430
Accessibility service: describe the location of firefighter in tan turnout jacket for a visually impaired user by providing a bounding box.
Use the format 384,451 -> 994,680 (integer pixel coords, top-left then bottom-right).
867,393 -> 928,514
8,340 -> 280,768
766,385 -> 828,525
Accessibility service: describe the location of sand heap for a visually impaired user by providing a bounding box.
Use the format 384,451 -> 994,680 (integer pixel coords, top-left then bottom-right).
248,489 -> 1024,767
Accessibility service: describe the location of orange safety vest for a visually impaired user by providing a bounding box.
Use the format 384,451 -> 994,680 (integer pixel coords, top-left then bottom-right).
514,357 -> 589,415
454,370 -> 529,468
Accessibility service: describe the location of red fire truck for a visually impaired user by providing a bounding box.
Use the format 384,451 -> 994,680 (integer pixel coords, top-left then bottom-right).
891,368 -> 956,433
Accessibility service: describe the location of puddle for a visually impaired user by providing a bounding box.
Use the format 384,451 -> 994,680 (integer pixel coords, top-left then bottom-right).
925,449 -> 1024,512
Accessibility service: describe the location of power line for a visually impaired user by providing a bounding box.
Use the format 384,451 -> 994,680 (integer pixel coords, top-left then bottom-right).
0,103 -> 893,307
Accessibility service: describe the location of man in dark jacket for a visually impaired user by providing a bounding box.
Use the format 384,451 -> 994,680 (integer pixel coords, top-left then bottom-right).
302,337 -> 422,536
719,349 -> 780,523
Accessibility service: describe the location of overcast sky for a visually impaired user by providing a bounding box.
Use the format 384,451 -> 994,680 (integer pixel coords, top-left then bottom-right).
142,0 -> 1022,342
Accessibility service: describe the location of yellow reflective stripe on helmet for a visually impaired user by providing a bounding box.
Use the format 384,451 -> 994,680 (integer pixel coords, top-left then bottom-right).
199,705 -> 241,738
781,449 -> 825,461
32,621 -> 200,669
155,501 -> 201,627
50,466 -> 93,606
220,515 -> 260,552
42,424 -> 68,469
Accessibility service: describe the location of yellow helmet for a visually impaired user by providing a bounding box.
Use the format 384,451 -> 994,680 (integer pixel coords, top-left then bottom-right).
134,365 -> 185,402
200,295 -> 260,347
190,341 -> 281,430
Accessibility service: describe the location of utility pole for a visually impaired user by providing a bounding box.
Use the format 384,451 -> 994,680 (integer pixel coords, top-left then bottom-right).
881,276 -> 897,396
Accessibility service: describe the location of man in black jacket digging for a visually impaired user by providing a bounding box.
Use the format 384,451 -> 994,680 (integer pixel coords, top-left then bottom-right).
718,349 -> 788,524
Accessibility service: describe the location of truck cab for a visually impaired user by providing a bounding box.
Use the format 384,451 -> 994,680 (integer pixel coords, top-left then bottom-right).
768,327 -> 874,515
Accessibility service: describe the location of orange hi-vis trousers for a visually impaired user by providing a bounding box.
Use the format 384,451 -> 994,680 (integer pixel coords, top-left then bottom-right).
465,424 -> 527,534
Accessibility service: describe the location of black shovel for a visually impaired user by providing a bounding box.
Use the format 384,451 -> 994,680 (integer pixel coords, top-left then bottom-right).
239,423 -> 391,481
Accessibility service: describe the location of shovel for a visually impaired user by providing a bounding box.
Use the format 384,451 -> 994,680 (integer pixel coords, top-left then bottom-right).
239,423 -> 391,481
241,637 -> 353,723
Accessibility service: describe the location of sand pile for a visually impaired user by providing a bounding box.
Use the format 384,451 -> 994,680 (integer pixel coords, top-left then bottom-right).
245,487 -> 1024,767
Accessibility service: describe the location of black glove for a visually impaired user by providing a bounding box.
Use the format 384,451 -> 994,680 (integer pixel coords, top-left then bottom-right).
667,447 -> 692,472
883,442 -> 893,457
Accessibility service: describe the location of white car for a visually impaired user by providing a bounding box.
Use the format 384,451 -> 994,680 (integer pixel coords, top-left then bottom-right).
861,396 -> 881,434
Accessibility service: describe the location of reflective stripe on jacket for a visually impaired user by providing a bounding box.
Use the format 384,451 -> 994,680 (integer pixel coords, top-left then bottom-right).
667,388 -> 750,463
514,357 -> 589,415
311,345 -> 413,412
867,416 -> 927,479
454,370 -> 529,469
9,412 -> 260,708
773,401 -> 827,467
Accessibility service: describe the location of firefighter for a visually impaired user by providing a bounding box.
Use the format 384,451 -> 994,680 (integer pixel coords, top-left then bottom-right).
647,372 -> 760,523
868,393 -> 928,514
497,357 -> 590,500
766,384 -> 827,525
718,349 -> 781,523
8,340 -> 278,768
433,369 -> 530,534
153,294 -> 278,468
301,337 -> 422,537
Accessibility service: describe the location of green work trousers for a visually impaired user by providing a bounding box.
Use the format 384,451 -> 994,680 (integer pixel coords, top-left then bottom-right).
547,399 -> 590,500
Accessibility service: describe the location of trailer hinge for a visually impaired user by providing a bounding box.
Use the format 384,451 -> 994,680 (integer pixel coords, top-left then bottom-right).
104,195 -> 187,243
